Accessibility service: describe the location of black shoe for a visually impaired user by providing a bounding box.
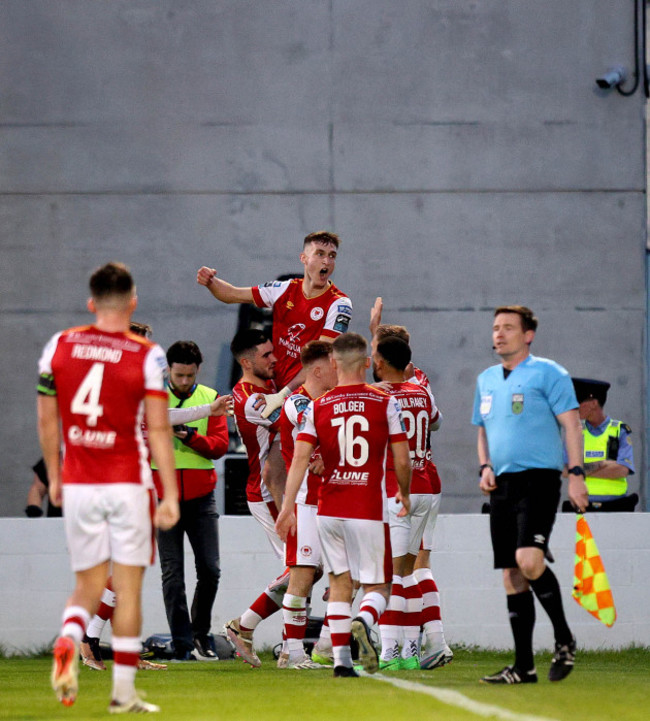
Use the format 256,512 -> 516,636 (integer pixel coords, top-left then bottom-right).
193,635 -> 218,661
172,649 -> 197,662
480,665 -> 538,684
548,636 -> 576,681
333,665 -> 359,678
80,634 -> 105,670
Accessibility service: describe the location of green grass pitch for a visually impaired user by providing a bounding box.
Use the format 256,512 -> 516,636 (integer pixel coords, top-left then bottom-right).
1,647 -> 648,720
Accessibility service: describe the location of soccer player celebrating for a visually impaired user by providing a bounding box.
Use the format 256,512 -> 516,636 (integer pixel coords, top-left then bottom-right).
37,262 -> 179,713
197,231 -> 352,416
277,340 -> 338,669
276,333 -> 411,678
224,329 -> 290,666
370,300 -> 452,670
371,336 -> 441,671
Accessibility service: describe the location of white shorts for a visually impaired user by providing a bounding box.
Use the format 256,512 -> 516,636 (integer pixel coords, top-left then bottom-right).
388,494 -> 434,557
420,493 -> 441,551
317,515 -> 391,585
248,500 -> 284,559
63,483 -> 155,572
285,503 -> 321,568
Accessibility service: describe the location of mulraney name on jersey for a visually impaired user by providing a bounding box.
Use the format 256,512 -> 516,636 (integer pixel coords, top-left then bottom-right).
398,395 -> 427,409
71,344 -> 123,363
333,401 -> 365,414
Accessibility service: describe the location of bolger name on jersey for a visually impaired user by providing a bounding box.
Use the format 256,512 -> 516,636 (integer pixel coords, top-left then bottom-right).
333,400 -> 365,414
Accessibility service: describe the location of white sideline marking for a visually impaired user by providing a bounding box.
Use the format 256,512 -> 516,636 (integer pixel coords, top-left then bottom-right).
365,673 -> 560,721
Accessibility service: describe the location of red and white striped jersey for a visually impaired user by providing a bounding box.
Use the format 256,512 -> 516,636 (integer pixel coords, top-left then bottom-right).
382,381 -> 436,496
408,365 -> 442,494
280,386 -> 323,506
37,325 -> 167,487
251,278 -> 352,387
297,383 -> 407,521
232,378 -> 281,503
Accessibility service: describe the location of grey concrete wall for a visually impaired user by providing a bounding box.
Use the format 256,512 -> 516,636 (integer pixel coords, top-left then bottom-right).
1,1 -> 646,515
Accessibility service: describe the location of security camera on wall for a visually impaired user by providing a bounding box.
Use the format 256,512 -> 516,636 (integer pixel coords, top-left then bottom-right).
595,66 -> 627,90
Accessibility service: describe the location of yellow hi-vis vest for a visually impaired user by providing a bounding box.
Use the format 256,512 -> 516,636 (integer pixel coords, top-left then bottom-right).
151,384 -> 217,471
583,420 -> 628,497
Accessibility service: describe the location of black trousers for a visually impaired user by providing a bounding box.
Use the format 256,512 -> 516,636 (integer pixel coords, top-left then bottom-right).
157,492 -> 221,654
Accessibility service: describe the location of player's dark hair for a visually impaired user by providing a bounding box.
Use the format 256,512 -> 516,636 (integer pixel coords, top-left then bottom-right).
89,262 -> 134,300
304,231 -> 340,250
129,321 -> 153,338
167,341 -> 203,367
230,328 -> 270,362
333,332 -> 367,355
300,340 -> 333,367
375,324 -> 410,343
376,336 -> 412,371
494,305 -> 538,332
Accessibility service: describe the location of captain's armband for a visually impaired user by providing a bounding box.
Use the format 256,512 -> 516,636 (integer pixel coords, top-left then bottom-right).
36,373 -> 57,396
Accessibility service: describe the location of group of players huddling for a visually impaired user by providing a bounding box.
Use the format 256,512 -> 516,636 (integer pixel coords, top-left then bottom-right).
39,232 -> 452,713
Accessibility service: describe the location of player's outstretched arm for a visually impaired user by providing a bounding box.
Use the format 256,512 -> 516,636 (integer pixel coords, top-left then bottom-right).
167,395 -> 234,426
369,296 -> 383,337
145,395 -> 180,530
210,394 -> 234,417
37,395 -> 63,507
196,266 -> 255,304
259,385 -> 293,419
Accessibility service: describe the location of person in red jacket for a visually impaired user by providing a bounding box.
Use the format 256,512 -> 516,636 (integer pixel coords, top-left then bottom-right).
152,341 -> 230,661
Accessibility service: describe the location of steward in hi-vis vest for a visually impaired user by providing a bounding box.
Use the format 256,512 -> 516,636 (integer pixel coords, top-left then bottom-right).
153,340 -> 230,661
571,378 -> 635,501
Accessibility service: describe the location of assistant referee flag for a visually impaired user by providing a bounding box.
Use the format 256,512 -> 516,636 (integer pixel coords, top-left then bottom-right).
572,515 -> 616,627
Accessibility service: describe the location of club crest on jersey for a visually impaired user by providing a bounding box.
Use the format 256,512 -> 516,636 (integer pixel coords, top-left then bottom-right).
287,323 -> 306,342
286,300 -> 294,309
310,307 -> 324,321
512,393 -> 524,415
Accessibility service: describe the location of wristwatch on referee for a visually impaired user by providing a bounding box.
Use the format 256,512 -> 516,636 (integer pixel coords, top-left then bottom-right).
478,463 -> 493,477
567,466 -> 586,477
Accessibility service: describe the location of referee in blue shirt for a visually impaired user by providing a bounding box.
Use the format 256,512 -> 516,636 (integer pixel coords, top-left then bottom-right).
472,305 -> 588,685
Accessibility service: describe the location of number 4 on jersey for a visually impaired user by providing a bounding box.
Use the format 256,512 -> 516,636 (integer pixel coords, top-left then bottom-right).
71,362 -> 105,427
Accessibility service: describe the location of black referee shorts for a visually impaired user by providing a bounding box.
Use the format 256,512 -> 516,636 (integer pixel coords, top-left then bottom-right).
489,468 -> 561,569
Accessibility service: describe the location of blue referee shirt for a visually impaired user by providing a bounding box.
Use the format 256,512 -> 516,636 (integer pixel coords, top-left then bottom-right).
472,354 -> 578,475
